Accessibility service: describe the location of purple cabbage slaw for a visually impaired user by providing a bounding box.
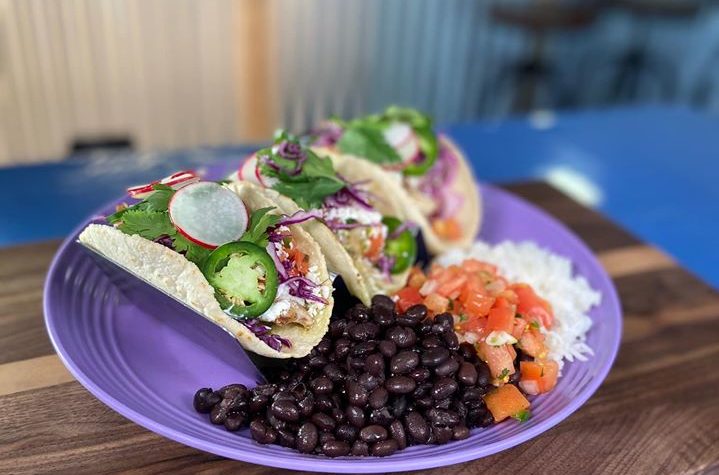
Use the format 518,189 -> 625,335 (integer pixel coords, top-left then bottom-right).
416,139 -> 464,219
260,140 -> 308,176
240,318 -> 292,351
309,121 -> 343,147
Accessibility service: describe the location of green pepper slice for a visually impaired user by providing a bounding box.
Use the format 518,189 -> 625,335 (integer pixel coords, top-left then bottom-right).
201,241 -> 279,319
382,216 -> 417,274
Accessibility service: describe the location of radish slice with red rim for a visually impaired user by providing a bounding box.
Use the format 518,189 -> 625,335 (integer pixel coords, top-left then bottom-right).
383,122 -> 419,163
127,170 -> 199,198
168,182 -> 248,249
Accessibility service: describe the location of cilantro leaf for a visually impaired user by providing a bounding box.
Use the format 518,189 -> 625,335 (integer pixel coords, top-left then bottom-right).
497,368 -> 510,380
172,233 -> 210,265
512,409 -> 531,423
529,320 -> 541,330
337,123 -> 401,164
144,184 -> 175,211
116,208 -> 175,240
258,141 -> 345,209
240,207 -> 281,247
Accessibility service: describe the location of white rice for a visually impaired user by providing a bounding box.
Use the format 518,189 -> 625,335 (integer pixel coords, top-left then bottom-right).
437,241 -> 601,370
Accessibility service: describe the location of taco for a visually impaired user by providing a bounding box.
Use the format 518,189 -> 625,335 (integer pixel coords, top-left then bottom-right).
309,106 -> 481,254
78,173 -> 333,358
231,133 -> 418,305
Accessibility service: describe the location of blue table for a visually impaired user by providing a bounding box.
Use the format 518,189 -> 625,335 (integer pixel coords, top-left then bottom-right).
2,105 -> 717,288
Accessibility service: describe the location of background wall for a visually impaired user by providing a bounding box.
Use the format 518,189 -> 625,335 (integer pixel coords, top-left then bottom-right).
1,0 -> 719,166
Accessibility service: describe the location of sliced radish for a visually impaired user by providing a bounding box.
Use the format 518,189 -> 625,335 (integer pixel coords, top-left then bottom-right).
168,181 -> 248,249
237,153 -> 276,188
383,122 -> 419,163
127,170 -> 199,198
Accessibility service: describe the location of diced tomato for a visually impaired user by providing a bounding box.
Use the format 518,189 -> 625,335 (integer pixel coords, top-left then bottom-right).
519,359 -> 559,395
432,217 -> 462,240
483,384 -> 530,422
518,330 -> 546,358
512,283 -> 554,328
458,314 -> 487,333
478,342 -> 515,380
395,287 -> 423,313
365,233 -> 384,261
463,293 -> 495,319
487,304 -> 515,333
407,267 -> 426,289
511,317 -> 528,340
461,258 -> 497,274
424,293 -> 449,315
287,247 -> 309,276
437,274 -> 467,299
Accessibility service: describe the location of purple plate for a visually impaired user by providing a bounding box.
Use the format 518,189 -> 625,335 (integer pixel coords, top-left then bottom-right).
44,183 -> 621,473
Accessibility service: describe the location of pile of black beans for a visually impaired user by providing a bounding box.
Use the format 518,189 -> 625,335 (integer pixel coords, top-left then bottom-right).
193,295 -> 495,457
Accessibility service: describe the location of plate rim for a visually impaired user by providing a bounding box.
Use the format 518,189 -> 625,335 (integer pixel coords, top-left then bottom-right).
43,182 -> 622,473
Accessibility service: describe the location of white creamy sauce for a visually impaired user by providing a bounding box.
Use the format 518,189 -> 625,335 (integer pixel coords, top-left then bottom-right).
323,205 -> 382,226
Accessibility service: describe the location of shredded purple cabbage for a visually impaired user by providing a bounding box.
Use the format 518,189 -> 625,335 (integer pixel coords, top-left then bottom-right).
240,318 -> 292,351
260,140 -> 307,177
310,122 -> 343,147
265,242 -> 288,281
377,255 -> 396,282
276,210 -> 322,227
284,277 -> 328,304
417,139 -> 464,218
154,235 -> 174,249
388,221 -> 417,239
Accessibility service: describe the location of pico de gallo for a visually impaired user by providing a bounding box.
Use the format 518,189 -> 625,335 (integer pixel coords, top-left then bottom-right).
394,258 -> 560,422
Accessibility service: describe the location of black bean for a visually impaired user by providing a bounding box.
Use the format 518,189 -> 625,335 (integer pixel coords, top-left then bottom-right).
386,326 -> 417,348
434,313 -> 454,330
421,336 -> 442,349
272,390 -> 295,402
269,399 -> 300,422
331,407 -> 346,424
453,425 -> 470,440
368,407 -> 394,426
310,376 -> 333,395
371,439 -> 399,456
421,347 -> 450,367
432,425 -> 453,444
371,295 -> 395,312
296,422 -> 319,453
323,363 -> 344,382
476,363 -> 492,387
427,408 -> 460,427
459,342 -> 478,361
416,319 -> 433,335
368,387 -> 389,409
385,375 -> 416,394
346,405 -> 366,428
318,432 -> 336,445
351,440 -> 369,456
389,419 -> 407,449
435,357 -> 460,377
358,372 -> 383,391
431,323 -> 446,334
458,362 -> 478,386
316,337 -> 333,354
334,337 -> 351,359
509,370 -> 521,384
311,412 -> 336,431
400,304 -> 427,326
253,383 -> 277,398
314,395 -> 334,412
442,331 -> 460,350
224,414 -> 244,431
390,351 -> 420,374
432,377 -> 459,400
480,412 -> 494,427
373,306 -> 395,327
308,355 -> 328,368
349,322 -> 380,341
359,424 -> 388,443
322,439 -> 350,457
409,367 -> 431,382
329,319 -> 349,338
209,398 -> 231,424
412,381 -> 432,399
249,393 -> 269,412
347,356 -> 365,371
414,395 -> 433,409
392,397 -> 408,417
378,340 -> 398,358
364,353 -> 385,376
250,419 -> 277,444
346,381 -> 369,406
436,397 -> 452,410
218,383 -> 249,400
193,388 -> 220,413
351,340 -> 377,357
404,412 -> 430,443
266,410 -> 287,430
336,423 -> 358,442
277,428 -> 297,448
349,304 -> 371,322
453,400 -> 468,420
461,387 -> 484,403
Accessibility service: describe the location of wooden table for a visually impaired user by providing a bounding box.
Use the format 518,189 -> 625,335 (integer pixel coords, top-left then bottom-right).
2,182 -> 718,474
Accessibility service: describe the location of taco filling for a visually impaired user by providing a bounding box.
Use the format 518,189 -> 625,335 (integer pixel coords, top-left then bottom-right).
101,173 -> 331,351
310,106 -> 467,241
239,132 -> 417,284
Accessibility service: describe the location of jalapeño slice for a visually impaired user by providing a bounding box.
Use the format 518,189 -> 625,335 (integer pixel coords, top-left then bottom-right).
202,241 -> 279,319
382,216 -> 417,274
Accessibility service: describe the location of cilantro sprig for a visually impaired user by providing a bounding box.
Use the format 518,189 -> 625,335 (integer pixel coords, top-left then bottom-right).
512,409 -> 531,423
258,131 -> 345,209
240,207 -> 281,248
107,183 -> 210,265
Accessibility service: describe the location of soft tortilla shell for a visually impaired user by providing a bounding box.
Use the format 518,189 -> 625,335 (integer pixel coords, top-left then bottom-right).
78,187 -> 333,358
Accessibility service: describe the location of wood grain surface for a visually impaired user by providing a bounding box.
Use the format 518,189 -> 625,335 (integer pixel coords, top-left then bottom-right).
1,182 -> 717,475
